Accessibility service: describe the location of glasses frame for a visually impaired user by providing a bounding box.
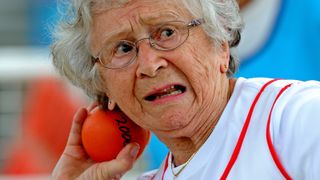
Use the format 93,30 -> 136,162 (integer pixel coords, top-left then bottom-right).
93,18 -> 205,69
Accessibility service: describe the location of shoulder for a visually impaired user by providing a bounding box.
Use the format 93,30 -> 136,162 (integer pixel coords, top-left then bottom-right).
269,79 -> 320,142
270,79 -> 320,178
272,79 -> 320,129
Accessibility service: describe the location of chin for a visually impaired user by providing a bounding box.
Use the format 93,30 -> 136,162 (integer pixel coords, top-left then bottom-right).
159,110 -> 190,129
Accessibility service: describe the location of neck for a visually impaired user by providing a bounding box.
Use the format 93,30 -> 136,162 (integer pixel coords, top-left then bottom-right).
163,78 -> 236,166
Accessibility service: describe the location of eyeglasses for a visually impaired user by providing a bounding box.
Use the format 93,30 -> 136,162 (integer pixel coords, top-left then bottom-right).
93,18 -> 204,69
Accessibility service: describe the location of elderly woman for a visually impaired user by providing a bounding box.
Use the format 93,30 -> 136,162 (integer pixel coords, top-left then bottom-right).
51,0 -> 320,179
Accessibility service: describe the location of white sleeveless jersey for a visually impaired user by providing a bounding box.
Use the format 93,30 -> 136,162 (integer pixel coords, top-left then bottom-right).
138,77 -> 320,180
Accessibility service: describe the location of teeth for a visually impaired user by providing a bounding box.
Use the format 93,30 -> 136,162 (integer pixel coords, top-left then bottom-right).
156,89 -> 182,100
163,86 -> 175,92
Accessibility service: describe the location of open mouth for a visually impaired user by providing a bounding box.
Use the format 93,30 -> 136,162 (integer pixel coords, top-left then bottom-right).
144,85 -> 186,102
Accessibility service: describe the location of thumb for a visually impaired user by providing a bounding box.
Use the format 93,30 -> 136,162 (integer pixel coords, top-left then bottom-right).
116,142 -> 140,161
96,143 -> 140,179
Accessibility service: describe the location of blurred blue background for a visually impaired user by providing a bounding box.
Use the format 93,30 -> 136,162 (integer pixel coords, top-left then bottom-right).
235,0 -> 320,81
27,0 -> 58,45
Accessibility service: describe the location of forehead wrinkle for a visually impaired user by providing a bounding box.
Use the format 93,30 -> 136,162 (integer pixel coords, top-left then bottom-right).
103,26 -> 129,40
128,13 -> 144,34
139,11 -> 182,24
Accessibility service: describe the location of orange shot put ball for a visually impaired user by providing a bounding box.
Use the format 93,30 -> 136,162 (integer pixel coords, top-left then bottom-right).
81,108 -> 150,162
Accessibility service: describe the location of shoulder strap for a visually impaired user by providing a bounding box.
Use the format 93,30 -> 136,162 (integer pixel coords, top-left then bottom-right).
266,83 -> 293,180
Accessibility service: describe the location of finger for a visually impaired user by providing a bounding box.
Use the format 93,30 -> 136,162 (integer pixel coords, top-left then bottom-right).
87,101 -> 99,112
116,142 -> 140,160
97,143 -> 140,179
66,108 -> 88,146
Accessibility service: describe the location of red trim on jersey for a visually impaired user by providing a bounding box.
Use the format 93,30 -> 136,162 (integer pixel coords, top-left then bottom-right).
160,153 -> 169,180
266,84 -> 292,180
220,79 -> 279,179
152,153 -> 169,180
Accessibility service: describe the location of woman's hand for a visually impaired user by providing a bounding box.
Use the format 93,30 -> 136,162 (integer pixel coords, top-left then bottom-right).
52,103 -> 140,180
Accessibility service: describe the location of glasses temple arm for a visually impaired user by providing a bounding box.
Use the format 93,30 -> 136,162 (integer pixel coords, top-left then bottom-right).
188,18 -> 205,27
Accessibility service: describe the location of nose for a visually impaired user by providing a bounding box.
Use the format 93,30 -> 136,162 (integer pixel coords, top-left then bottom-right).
135,40 -> 168,78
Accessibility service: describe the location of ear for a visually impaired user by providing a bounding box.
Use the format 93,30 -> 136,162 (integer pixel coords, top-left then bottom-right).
219,41 -> 230,74
108,99 -> 116,110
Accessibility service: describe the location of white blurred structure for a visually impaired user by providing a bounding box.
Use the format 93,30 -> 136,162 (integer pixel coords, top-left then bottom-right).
0,47 -> 56,170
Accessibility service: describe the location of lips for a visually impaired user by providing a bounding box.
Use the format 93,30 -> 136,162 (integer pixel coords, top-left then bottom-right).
144,84 -> 186,101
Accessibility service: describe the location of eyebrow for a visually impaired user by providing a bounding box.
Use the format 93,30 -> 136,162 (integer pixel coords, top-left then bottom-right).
98,12 -> 182,51
102,28 -> 131,42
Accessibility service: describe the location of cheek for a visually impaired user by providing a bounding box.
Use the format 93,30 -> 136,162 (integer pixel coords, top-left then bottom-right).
102,70 -> 144,118
171,41 -> 222,104
191,46 -> 218,72
100,69 -> 135,101
178,42 -> 220,84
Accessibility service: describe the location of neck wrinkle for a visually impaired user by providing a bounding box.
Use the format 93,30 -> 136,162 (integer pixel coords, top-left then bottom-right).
172,78 -> 236,166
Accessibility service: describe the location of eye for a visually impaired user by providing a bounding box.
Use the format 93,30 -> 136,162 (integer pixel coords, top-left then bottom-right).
161,28 -> 175,38
153,26 -> 176,42
113,41 -> 134,57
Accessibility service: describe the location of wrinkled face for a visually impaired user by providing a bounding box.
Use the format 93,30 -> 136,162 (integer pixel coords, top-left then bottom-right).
90,0 -> 229,137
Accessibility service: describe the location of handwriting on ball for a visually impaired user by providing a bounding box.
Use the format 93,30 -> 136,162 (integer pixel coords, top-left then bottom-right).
115,115 -> 132,146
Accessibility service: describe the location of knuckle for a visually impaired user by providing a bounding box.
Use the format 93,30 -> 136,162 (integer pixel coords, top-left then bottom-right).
95,163 -> 110,179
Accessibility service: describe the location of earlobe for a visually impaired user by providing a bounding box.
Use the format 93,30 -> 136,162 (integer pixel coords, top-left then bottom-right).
220,64 -> 228,73
108,99 -> 116,110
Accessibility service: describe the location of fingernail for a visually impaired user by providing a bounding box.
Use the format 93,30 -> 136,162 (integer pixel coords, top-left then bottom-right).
130,143 -> 140,158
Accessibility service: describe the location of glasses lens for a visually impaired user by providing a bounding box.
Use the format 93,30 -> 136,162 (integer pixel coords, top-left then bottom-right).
100,40 -> 136,69
150,21 -> 189,50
